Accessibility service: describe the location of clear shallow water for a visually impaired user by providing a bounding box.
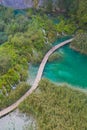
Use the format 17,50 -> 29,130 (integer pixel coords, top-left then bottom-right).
0,110 -> 36,130
29,38 -> 87,89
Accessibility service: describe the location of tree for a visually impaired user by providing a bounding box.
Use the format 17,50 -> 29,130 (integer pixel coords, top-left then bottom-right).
71,31 -> 87,54
43,0 -> 53,12
76,0 -> 87,29
0,54 -> 12,75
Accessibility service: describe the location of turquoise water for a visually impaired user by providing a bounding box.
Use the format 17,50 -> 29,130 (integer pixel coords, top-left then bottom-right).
29,38 -> 87,89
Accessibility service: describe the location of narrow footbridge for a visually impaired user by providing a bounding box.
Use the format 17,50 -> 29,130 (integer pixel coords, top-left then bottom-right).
0,38 -> 73,118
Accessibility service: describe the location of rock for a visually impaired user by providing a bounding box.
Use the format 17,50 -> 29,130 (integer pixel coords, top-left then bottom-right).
0,0 -> 43,9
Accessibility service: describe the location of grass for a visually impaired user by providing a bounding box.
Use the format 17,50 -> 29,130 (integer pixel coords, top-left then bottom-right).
19,79 -> 87,130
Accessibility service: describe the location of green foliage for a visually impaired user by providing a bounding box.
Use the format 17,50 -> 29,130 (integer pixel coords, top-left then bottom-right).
76,0 -> 87,29
0,54 -> 12,75
0,45 -> 16,75
0,7 -> 58,97
69,0 -> 87,53
71,32 -> 87,54
43,0 -> 53,12
0,0 -> 87,113
0,32 -> 8,44
0,82 -> 31,110
56,19 -> 76,35
39,0 -> 86,31
19,79 -> 87,130
41,0 -> 78,15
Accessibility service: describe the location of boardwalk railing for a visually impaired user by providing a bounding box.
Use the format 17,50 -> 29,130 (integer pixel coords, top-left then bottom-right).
0,38 -> 73,118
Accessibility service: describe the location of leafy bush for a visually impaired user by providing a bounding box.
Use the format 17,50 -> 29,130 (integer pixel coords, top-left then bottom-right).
71,32 -> 87,54
56,20 -> 76,35
0,7 -> 57,95
0,32 -> 8,44
0,82 -> 31,110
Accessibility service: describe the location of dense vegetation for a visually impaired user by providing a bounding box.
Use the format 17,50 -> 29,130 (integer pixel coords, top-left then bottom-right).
69,0 -> 87,53
0,0 -> 87,129
0,82 -> 30,110
0,5 -> 77,100
31,0 -> 87,28
19,79 -> 87,130
71,31 -> 87,54
0,6 -> 58,98
35,0 -> 87,51
39,0 -> 87,54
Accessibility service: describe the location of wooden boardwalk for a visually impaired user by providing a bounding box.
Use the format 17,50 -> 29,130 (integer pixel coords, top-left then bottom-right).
0,38 -> 73,118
